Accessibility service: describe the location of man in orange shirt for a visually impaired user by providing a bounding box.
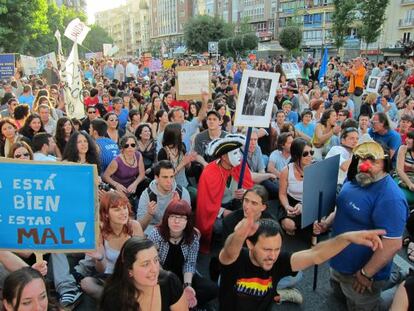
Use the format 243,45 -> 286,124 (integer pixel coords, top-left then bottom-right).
341,57 -> 367,118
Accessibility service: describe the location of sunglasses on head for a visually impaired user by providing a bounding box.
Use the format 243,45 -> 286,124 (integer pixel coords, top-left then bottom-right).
302,150 -> 314,157
123,143 -> 136,149
15,153 -> 30,158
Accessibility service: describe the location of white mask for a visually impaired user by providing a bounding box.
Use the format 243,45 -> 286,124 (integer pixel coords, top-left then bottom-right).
228,148 -> 242,167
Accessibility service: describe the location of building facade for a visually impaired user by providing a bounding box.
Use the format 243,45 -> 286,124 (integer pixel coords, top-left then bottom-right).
95,0 -> 150,57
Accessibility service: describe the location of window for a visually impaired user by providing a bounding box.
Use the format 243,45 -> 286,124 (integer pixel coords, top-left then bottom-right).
403,32 -> 411,43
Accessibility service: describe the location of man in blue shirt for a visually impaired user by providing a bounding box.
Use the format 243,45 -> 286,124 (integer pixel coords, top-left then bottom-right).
328,140 -> 408,310
368,112 -> 402,164
233,60 -> 248,93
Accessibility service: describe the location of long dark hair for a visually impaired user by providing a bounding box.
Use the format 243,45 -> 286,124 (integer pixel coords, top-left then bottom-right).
162,123 -> 185,155
320,108 -> 335,127
135,123 -> 154,141
62,131 -> 101,173
156,200 -> 196,244
54,117 -> 74,154
100,237 -> 156,311
3,267 -> 60,311
0,118 -> 17,142
290,137 -> 312,164
19,113 -> 45,140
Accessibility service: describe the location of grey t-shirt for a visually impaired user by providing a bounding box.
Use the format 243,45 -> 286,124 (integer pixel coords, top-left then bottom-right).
193,129 -> 227,162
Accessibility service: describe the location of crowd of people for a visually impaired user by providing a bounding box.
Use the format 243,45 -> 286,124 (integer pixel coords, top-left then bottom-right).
1,54 -> 414,311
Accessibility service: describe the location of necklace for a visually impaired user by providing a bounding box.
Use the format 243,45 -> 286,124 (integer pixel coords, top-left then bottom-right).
123,153 -> 136,166
294,163 -> 304,178
169,235 -> 182,244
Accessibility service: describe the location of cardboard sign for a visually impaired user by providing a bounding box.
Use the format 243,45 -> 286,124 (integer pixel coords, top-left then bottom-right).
234,70 -> 280,128
0,160 -> 98,252
208,41 -> 218,54
176,66 -> 211,100
20,53 -> 58,76
149,59 -> 162,72
301,155 -> 340,228
0,54 -> 15,80
282,62 -> 301,80
366,76 -> 381,94
103,43 -> 112,57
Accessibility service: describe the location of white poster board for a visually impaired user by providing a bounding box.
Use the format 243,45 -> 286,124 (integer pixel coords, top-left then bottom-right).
366,76 -> 381,94
176,66 -> 212,100
282,62 -> 301,80
20,52 -> 58,76
234,70 -> 280,128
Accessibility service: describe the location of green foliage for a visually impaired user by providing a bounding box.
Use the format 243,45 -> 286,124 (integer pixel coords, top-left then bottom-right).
80,25 -> 113,55
357,0 -> 389,45
0,0 -> 49,53
331,0 -> 357,48
184,15 -> 233,53
243,33 -> 259,50
238,16 -> 253,34
279,26 -> 302,53
218,39 -> 227,54
218,33 -> 258,57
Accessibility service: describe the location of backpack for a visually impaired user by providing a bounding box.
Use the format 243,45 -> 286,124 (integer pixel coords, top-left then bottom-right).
147,184 -> 183,203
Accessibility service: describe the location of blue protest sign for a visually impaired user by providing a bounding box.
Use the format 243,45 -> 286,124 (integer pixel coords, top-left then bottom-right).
301,155 -> 340,228
0,54 -> 15,80
0,160 -> 98,252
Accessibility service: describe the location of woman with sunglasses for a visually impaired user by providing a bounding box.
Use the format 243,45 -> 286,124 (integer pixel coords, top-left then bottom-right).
278,138 -> 314,235
103,135 -> 146,211
103,112 -> 125,144
7,141 -> 34,160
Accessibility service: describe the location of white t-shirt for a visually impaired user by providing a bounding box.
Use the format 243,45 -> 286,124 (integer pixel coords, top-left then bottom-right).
325,145 -> 352,184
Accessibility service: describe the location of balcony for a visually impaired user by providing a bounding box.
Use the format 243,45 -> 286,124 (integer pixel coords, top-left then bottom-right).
399,19 -> 414,28
401,0 -> 414,5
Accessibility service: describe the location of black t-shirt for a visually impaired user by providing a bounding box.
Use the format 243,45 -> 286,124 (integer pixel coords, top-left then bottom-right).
219,249 -> 296,311
159,270 -> 183,311
163,241 -> 185,283
405,275 -> 414,311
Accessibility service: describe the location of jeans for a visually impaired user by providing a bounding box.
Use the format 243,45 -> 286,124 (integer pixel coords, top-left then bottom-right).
277,271 -> 303,289
50,253 -> 79,295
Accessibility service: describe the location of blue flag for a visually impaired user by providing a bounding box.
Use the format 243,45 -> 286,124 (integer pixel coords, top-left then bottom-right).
318,48 -> 328,85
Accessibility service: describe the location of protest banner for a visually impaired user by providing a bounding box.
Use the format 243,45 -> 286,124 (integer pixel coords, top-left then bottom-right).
176,66 -> 212,101
163,59 -> 174,69
0,160 -> 98,252
64,18 -> 90,45
366,76 -> 381,94
282,62 -> 301,80
149,59 -> 162,72
234,70 -> 279,128
108,45 -> 119,57
103,43 -> 112,57
0,54 -> 15,80
20,53 -> 58,76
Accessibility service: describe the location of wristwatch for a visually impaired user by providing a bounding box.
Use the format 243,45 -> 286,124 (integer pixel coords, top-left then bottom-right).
360,268 -> 373,282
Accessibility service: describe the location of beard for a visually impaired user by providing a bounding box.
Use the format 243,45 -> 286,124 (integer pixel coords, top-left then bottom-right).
355,172 -> 374,187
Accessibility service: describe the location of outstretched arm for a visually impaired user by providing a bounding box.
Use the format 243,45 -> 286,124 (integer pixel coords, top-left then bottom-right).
290,230 -> 385,272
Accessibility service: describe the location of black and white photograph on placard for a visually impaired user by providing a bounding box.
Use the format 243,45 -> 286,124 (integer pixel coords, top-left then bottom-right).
242,77 -> 272,117
366,76 -> 381,94
234,70 -> 280,128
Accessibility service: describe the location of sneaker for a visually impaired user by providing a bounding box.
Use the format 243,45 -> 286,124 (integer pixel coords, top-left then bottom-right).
59,290 -> 83,308
277,288 -> 303,304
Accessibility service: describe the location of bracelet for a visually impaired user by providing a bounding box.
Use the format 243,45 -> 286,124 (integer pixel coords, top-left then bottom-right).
360,268 -> 373,281
183,282 -> 192,288
96,254 -> 105,262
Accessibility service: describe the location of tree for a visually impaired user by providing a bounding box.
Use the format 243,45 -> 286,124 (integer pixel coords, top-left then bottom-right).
80,25 -> 113,56
184,15 -> 233,53
0,0 -> 49,53
243,33 -> 259,50
331,0 -> 357,49
357,0 -> 389,49
218,39 -> 227,54
238,16 -> 253,34
279,26 -> 302,56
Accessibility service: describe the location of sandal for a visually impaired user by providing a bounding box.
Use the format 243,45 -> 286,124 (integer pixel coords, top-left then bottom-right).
407,242 -> 414,262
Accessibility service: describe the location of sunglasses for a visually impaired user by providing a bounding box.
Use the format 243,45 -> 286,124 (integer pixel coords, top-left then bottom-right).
88,111 -> 96,114
302,150 -> 315,157
108,119 -> 118,122
15,153 -> 30,158
123,143 -> 136,149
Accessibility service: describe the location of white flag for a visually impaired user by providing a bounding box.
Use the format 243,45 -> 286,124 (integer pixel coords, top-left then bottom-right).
55,30 -> 63,59
63,42 -> 85,119
64,18 -> 90,45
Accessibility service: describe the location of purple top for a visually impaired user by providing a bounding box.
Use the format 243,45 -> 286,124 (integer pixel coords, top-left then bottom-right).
112,151 -> 141,188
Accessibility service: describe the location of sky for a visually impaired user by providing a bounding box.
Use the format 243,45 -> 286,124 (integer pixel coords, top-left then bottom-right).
86,0 -> 126,24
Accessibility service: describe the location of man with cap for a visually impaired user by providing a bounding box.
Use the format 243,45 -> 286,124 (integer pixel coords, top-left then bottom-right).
317,140 -> 408,310
195,134 -> 254,253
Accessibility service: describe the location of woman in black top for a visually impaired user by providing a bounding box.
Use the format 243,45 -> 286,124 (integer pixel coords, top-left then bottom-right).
100,237 -> 187,311
54,117 -> 75,159
135,123 -> 156,178
19,113 -> 45,141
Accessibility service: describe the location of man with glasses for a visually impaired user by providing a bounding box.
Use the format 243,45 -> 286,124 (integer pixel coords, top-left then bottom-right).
81,105 -> 98,132
369,112 -> 401,162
